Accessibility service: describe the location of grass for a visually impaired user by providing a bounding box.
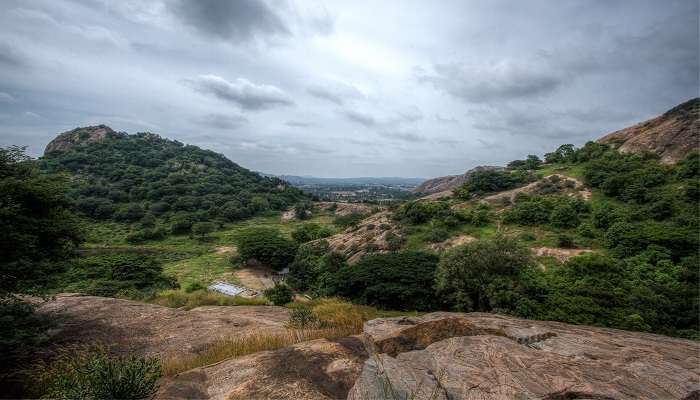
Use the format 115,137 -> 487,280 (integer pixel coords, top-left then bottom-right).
80,211 -> 339,290
160,298 -> 419,375
148,290 -> 267,310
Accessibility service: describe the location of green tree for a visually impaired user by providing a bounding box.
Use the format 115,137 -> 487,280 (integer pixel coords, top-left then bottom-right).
436,236 -> 530,312
237,228 -> 297,270
264,283 -> 293,305
192,221 -> 216,238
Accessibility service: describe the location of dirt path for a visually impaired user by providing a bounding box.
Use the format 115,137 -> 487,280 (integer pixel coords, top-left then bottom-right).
233,266 -> 276,291
531,246 -> 593,262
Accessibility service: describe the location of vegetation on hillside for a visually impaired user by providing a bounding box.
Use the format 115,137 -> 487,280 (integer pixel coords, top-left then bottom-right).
39,132 -> 308,239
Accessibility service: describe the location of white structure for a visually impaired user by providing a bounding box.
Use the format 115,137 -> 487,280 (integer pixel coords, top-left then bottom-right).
208,282 -> 247,296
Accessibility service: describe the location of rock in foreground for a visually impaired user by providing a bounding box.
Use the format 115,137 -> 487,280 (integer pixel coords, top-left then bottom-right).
349,312 -> 700,400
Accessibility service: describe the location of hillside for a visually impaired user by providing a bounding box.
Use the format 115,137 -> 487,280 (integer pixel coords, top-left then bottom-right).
597,97 -> 699,163
411,166 -> 503,195
40,125 -> 307,236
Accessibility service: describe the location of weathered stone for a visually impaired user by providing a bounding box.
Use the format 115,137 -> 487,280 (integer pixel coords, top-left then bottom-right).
349,313 -> 700,400
597,98 -> 699,163
44,125 -> 126,154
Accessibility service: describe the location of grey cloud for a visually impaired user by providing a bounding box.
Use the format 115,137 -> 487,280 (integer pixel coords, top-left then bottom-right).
0,42 -> 28,67
198,113 -> 249,130
286,120 -> 312,127
167,0 -> 289,41
307,81 -> 364,105
380,130 -> 426,143
0,92 -> 16,103
341,110 -> 376,127
419,60 -> 564,103
187,74 -> 293,111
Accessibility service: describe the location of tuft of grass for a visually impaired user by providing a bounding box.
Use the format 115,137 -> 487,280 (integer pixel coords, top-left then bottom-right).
149,290 -> 266,310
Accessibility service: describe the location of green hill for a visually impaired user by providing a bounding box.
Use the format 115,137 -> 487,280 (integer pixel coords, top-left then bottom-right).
39,125 -> 308,239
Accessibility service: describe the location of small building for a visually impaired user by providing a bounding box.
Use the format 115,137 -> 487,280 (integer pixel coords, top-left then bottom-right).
208,282 -> 258,298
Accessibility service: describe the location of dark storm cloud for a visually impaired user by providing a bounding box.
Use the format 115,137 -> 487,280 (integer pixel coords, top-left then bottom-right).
186,74 -> 293,111
167,0 -> 290,41
197,113 -> 249,130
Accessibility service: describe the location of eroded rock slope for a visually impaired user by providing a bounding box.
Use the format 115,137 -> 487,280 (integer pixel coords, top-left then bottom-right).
349,313 -> 700,400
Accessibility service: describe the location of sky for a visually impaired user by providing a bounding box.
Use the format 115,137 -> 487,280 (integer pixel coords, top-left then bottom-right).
0,0 -> 697,178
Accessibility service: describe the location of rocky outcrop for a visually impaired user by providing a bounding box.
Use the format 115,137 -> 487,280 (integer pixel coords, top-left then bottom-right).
349,313 -> 700,400
157,336 -> 367,400
44,125 -> 126,154
412,166 -> 504,195
35,294 -> 289,358
597,98 -> 699,163
480,174 -> 592,204
323,211 -> 402,264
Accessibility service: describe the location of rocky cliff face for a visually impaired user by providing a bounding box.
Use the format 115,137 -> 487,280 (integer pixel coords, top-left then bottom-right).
349,313 -> 700,400
597,98 -> 699,163
411,166 -> 504,195
44,125 -> 126,154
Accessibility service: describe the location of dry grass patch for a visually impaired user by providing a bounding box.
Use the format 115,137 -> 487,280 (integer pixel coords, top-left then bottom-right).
149,289 -> 266,310
161,327 -> 356,375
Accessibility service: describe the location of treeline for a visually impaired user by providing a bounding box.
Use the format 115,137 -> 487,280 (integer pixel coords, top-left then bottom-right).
40,133 -> 308,239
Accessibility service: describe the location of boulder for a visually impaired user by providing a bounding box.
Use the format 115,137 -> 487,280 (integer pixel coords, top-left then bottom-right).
349,312 -> 700,400
44,125 -> 125,154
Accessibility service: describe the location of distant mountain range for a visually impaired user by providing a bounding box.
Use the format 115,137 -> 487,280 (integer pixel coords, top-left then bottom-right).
263,175 -> 426,187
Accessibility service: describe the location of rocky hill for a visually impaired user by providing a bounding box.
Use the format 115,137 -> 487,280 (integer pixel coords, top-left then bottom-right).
350,313 -> 700,400
597,98 -> 699,163
39,125 -> 307,227
411,166 -> 503,195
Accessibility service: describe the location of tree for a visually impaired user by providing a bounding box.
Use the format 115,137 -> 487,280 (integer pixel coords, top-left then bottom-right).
550,203 -> 580,228
291,223 -> 332,243
192,221 -> 216,238
0,146 -> 82,294
264,283 -> 293,305
333,251 -> 440,310
237,228 -> 297,270
435,236 -> 530,312
294,201 -> 312,220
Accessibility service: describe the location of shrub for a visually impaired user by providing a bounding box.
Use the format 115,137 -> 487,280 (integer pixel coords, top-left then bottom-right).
237,228 -> 297,271
550,203 -> 580,228
576,223 -> 596,238
185,282 -> 206,293
36,347 -> 161,400
384,232 -> 403,251
192,222 -> 216,238
291,224 -> 332,244
264,283 -> 293,305
557,234 -> 575,248
294,202 -> 312,220
334,212 -> 366,228
427,228 -> 450,243
287,307 -> 324,329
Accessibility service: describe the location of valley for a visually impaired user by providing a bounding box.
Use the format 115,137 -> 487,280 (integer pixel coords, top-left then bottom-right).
1,98 -> 698,399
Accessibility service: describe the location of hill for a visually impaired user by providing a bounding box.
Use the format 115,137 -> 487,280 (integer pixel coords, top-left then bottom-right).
40,125 -> 307,236
411,166 -> 503,195
597,98 -> 699,163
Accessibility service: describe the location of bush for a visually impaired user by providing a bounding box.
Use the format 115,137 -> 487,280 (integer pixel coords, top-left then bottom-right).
291,224 -> 332,244
192,222 -> 216,238
334,213 -> 366,228
185,282 -> 206,293
264,283 -> 293,306
237,228 -> 297,271
427,228 -> 450,243
36,347 -> 161,400
557,234 -> 575,248
294,202 -> 312,220
550,203 -> 580,228
287,307 -> 325,329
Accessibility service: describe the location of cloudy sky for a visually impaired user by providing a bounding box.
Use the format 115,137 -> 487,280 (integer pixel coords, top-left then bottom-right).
0,0 -> 697,178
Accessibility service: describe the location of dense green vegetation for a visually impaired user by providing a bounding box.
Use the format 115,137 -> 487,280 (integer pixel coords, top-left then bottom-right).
40,132 -> 308,238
